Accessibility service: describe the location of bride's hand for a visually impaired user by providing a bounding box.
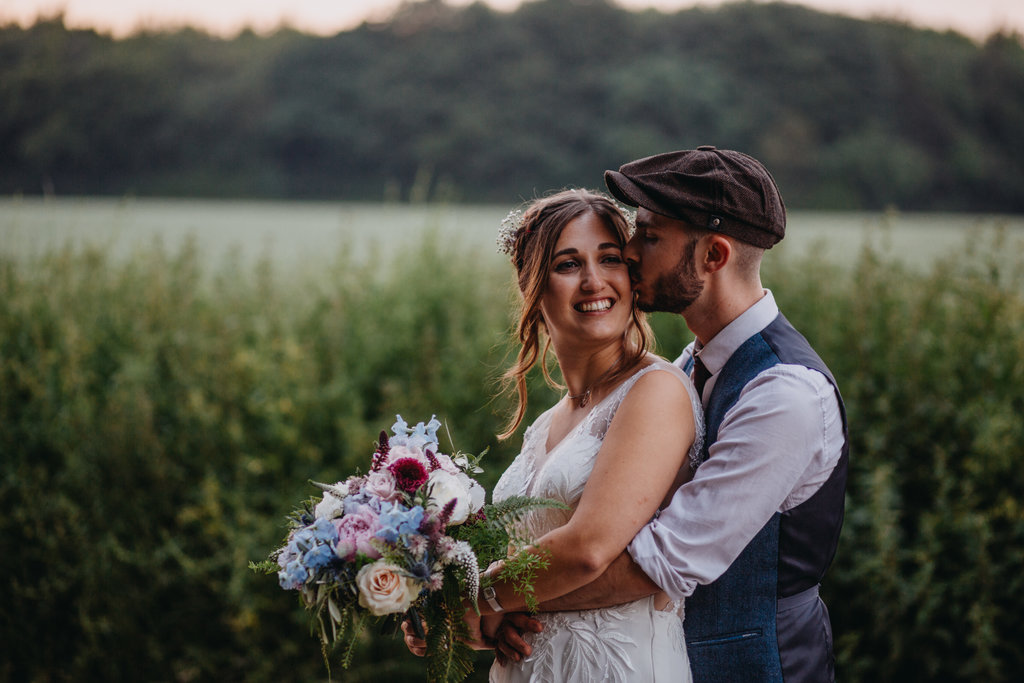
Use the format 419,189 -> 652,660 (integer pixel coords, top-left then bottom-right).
401,618 -> 428,657
484,560 -> 506,579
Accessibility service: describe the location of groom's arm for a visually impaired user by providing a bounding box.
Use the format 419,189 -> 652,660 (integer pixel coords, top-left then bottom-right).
537,550 -> 659,611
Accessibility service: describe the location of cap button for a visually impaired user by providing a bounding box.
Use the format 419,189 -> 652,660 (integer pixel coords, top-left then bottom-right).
696,145 -> 716,151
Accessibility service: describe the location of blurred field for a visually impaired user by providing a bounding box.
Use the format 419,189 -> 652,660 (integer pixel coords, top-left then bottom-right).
3,197 -> 1023,273
2,201 -> 1023,681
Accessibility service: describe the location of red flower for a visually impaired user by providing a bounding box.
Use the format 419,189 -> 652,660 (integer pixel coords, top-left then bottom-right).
387,457 -> 429,493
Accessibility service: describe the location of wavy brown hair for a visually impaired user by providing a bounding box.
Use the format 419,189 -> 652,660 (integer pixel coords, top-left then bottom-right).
499,189 -> 652,439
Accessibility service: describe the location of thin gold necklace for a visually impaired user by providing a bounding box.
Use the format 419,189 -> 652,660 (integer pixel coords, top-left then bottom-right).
566,358 -> 621,408
567,387 -> 593,408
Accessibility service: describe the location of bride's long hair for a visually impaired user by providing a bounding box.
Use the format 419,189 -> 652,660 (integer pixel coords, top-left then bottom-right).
498,189 -> 651,440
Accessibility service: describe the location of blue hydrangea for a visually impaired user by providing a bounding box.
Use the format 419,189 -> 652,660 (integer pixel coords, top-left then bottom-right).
390,415 -> 441,450
278,559 -> 309,590
309,517 -> 339,544
344,491 -> 380,515
375,501 -> 425,544
303,543 -> 336,570
291,528 -> 316,554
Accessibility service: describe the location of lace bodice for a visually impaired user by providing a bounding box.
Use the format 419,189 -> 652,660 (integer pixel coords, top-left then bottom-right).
489,360 -> 702,683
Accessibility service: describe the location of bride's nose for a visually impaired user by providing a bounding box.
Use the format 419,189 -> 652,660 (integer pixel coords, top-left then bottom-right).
579,261 -> 603,291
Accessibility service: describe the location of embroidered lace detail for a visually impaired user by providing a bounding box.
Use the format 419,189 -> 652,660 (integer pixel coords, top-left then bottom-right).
489,360 -> 700,683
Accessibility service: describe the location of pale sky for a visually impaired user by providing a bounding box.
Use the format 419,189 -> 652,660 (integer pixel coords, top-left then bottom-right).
3,0 -> 1022,41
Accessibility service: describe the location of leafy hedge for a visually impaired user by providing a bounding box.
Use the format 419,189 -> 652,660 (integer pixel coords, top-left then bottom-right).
1,226 -> 1022,681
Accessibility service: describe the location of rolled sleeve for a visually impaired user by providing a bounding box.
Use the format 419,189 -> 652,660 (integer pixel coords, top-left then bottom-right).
628,364 -> 841,601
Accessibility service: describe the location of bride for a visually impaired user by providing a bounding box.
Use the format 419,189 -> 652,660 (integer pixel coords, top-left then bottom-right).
490,188 -> 706,682
405,189 -> 703,681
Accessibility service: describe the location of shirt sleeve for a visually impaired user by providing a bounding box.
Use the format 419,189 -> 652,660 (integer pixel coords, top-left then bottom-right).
627,364 -> 842,600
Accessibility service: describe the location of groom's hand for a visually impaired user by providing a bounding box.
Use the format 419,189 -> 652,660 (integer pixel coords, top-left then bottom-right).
493,612 -> 543,664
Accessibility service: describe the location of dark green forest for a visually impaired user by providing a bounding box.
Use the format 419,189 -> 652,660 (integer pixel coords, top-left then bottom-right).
3,0 -> 1024,210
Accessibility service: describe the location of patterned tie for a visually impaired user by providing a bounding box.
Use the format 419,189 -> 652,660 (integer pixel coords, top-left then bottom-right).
692,355 -> 711,399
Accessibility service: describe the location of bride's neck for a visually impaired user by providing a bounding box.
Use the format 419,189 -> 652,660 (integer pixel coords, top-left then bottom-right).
557,342 -> 628,403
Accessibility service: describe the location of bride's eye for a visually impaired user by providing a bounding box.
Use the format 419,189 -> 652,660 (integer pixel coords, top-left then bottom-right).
553,259 -> 579,273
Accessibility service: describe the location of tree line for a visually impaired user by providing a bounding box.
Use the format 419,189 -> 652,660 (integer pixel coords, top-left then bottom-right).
2,0 -> 1023,211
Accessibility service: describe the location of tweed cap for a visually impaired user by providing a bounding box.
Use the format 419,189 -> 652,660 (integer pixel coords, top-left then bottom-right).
604,146 -> 786,248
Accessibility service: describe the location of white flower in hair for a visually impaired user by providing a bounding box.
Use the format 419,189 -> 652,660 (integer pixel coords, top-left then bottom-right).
496,208 -> 526,256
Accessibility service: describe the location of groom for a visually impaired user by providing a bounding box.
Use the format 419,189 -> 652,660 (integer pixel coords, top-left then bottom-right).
496,146 -> 848,682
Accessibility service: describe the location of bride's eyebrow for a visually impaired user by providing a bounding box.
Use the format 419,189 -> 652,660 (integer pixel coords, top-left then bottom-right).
553,243 -> 620,259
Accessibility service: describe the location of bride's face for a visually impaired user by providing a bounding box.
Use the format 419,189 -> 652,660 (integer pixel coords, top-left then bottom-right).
539,212 -> 633,350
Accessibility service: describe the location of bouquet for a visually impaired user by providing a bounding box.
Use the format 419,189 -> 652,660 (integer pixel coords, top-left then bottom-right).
252,416 -> 561,683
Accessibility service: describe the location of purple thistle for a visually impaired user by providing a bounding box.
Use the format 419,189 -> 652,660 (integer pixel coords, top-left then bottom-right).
438,498 -> 458,527
418,513 -> 443,541
371,430 -> 391,471
425,449 -> 441,471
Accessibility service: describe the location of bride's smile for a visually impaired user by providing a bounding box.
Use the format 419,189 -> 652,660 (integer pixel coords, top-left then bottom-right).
574,297 -> 614,313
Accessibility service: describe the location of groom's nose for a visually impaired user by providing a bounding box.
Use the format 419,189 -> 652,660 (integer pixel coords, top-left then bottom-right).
623,233 -> 641,265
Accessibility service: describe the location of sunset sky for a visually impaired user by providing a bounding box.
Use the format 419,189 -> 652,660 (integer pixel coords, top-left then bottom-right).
3,0 -> 1023,40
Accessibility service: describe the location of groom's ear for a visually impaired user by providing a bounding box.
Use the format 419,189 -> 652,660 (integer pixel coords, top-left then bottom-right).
701,235 -> 732,275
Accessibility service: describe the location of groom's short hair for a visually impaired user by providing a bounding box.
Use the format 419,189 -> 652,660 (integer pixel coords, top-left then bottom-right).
604,146 -> 786,249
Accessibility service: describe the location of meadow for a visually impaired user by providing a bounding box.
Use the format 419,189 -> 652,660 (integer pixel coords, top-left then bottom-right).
2,199 -> 1023,681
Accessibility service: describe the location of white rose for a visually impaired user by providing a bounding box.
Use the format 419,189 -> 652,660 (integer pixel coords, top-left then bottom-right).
426,470 -> 472,525
456,472 -> 486,514
356,561 -> 419,616
314,492 -> 346,520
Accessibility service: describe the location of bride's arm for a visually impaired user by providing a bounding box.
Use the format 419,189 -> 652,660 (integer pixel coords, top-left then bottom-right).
479,369 -> 695,615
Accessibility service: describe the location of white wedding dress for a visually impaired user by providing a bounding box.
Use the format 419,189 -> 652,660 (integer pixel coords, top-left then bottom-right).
489,360 -> 704,683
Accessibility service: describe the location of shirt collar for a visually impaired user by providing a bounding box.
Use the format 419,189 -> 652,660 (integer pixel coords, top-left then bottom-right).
693,289 -> 779,376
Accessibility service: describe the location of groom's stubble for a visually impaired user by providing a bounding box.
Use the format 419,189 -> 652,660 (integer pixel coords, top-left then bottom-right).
633,236 -> 704,314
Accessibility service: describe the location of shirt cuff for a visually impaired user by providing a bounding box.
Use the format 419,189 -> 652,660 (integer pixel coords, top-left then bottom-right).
628,520 -> 699,602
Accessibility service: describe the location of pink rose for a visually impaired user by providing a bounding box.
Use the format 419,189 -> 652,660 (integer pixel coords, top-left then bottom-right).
384,445 -> 429,468
356,560 -> 419,616
364,470 -> 401,503
432,452 -> 460,474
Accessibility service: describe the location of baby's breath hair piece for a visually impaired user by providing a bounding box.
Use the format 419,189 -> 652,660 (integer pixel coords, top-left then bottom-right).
496,208 -> 527,256
616,203 -> 638,237
496,195 -> 636,257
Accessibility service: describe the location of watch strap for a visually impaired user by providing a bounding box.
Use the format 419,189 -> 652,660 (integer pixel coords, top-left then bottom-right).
482,586 -> 504,613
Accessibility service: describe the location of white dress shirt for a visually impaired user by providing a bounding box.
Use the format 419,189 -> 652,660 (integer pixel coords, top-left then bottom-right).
628,290 -> 845,601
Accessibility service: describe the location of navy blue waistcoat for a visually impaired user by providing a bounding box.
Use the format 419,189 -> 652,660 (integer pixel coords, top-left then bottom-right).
681,313 -> 848,683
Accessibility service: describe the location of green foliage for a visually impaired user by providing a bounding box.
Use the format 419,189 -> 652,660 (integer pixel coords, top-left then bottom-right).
2,3 -> 1024,210
1,223 -> 1023,681
454,495 -> 567,613
422,571 -> 475,683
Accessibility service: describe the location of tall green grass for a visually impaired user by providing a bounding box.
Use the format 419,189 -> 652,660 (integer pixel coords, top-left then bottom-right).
1,227 -> 1022,681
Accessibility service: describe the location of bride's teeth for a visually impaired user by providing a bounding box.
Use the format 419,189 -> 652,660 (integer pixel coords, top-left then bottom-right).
577,299 -> 612,312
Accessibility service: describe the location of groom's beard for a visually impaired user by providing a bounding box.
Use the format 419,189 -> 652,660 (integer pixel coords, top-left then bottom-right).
634,239 -> 704,314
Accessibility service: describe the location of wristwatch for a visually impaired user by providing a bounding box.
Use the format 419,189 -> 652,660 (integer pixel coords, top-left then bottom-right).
482,585 -> 504,613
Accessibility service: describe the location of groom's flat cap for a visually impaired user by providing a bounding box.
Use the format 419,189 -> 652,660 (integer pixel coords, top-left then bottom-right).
604,146 -> 786,248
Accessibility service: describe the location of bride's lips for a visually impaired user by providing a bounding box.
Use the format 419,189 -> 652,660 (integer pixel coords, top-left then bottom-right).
573,297 -> 615,313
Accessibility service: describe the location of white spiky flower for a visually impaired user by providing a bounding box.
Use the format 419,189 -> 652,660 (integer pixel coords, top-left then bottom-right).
442,539 -> 479,604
